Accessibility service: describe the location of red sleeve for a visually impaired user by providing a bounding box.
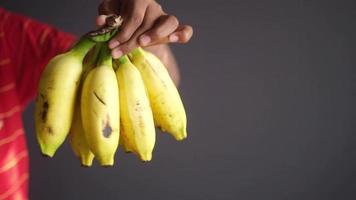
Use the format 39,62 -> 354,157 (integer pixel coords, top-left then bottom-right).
3,9 -> 77,106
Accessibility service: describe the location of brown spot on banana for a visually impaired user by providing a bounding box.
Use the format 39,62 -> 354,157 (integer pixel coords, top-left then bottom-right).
41,101 -> 49,122
47,127 -> 53,135
102,117 -> 112,138
93,91 -> 106,105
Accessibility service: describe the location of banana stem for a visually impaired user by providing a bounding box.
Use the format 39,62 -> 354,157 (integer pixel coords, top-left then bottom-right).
128,47 -> 144,59
82,43 -> 102,74
86,15 -> 123,43
117,55 -> 130,65
71,37 -> 96,59
97,44 -> 113,67
88,43 -> 103,66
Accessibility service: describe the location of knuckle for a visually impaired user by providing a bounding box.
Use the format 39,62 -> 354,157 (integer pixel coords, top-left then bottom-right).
140,18 -> 153,30
131,14 -> 144,26
117,33 -> 131,43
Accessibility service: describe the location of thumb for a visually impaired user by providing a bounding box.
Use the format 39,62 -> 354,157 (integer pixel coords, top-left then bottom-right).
98,0 -> 120,15
96,15 -> 107,27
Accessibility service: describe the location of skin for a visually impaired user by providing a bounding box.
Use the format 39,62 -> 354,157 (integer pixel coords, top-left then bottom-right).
97,0 -> 193,85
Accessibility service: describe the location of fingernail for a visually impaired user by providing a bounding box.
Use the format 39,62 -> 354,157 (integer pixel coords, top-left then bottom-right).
169,34 -> 179,42
109,40 -> 120,49
112,48 -> 123,59
140,35 -> 151,46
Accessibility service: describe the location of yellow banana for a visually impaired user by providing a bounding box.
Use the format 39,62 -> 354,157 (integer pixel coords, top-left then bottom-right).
129,48 -> 187,141
81,46 -> 120,166
116,59 -> 135,154
35,37 -> 95,157
68,45 -> 101,167
69,99 -> 94,167
116,55 -> 156,161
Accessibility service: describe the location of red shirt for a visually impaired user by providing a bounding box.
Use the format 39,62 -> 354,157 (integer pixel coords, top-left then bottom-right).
0,7 -> 75,199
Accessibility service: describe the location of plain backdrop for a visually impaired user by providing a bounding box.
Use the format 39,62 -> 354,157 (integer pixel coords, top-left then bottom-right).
2,0 -> 356,199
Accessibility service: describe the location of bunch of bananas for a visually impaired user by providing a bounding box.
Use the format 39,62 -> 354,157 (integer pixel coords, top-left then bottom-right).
34,16 -> 187,167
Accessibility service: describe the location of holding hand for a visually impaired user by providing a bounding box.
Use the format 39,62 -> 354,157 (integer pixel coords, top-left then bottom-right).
97,0 -> 193,58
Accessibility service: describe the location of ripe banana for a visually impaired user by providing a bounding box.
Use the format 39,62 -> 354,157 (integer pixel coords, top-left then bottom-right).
68,45 -> 101,167
35,37 -> 95,157
116,55 -> 156,161
69,99 -> 94,167
129,48 -> 187,141
81,46 -> 120,166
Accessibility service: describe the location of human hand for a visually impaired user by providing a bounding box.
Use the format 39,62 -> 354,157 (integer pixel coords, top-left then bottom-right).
97,0 -> 193,58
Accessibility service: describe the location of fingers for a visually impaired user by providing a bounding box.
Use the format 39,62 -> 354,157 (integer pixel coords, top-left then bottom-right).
111,24 -> 193,58
110,16 -> 153,58
110,3 -> 163,58
96,1 -> 193,59
139,15 -> 179,46
168,25 -> 193,44
139,24 -> 193,47
96,15 -> 107,27
108,0 -> 148,50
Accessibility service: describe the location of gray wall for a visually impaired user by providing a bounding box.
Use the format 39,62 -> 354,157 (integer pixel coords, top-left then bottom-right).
2,0 -> 356,199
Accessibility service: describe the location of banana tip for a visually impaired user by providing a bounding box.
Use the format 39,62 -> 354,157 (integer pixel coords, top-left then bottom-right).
175,134 -> 187,141
40,148 -> 56,157
101,164 -> 114,168
140,160 -> 151,164
98,156 -> 114,167
41,152 -> 54,158
80,164 -> 91,168
139,154 -> 152,162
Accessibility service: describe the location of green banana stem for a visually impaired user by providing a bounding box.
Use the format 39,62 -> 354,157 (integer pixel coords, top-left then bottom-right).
112,60 -> 120,71
70,15 -> 122,61
88,43 -> 102,66
70,37 -> 96,59
129,47 -> 145,59
97,44 -> 113,67
82,43 -> 103,74
117,55 -> 130,65
89,29 -> 119,43
86,15 -> 122,43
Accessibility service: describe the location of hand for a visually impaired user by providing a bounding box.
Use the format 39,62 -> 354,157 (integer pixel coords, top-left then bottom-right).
97,0 -> 193,58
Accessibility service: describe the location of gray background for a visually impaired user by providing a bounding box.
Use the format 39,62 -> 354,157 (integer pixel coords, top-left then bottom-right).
2,0 -> 356,199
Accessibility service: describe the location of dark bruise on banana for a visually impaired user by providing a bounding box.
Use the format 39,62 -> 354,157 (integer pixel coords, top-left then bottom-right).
37,93 -> 55,135
92,91 -> 113,138
102,118 -> 112,138
39,94 -> 49,122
